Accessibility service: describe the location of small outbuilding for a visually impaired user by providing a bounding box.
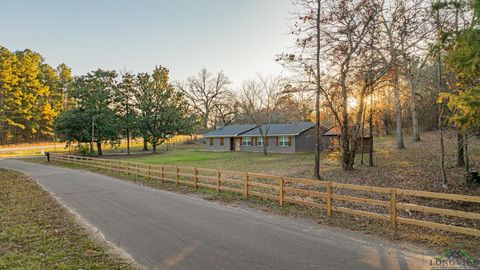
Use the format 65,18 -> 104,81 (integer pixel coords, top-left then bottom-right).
323,126 -> 371,153
204,122 -> 330,153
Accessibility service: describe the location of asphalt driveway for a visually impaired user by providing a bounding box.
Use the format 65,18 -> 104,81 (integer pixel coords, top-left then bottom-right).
0,159 -> 432,270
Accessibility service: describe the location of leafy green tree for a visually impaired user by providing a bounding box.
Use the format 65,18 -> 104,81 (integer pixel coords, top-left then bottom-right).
133,67 -> 194,153
54,108 -> 91,145
442,0 -> 480,174
57,69 -> 120,155
444,23 -> 480,130
115,72 -> 137,155
0,46 -> 72,144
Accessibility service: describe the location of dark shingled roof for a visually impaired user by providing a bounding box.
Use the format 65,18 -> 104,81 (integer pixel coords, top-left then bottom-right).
203,124 -> 257,137
240,122 -> 315,136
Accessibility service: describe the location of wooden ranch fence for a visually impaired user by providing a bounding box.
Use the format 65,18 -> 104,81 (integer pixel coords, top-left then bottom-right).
49,153 -> 480,237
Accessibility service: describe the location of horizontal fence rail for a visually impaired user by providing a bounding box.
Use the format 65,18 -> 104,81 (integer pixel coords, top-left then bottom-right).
49,153 -> 480,237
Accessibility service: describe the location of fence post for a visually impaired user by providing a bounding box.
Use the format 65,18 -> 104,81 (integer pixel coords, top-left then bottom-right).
118,160 -> 121,174
148,165 -> 151,180
279,177 -> 284,206
390,189 -> 397,238
161,166 -> 164,182
136,163 -> 140,179
176,167 -> 179,185
194,168 -> 199,189
326,182 -> 333,217
127,162 -> 130,176
244,173 -> 249,198
216,171 -> 221,192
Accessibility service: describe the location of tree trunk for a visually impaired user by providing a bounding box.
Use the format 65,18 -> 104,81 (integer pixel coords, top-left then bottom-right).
436,8 -> 447,188
313,0 -> 322,180
439,108 -> 447,187
347,94 -> 366,170
152,144 -> 157,154
126,129 -> 130,155
96,141 -> 103,156
204,110 -> 209,129
408,78 -> 420,142
464,134 -> 469,173
456,131 -> 465,167
263,139 -> 268,156
340,88 -> 352,170
392,71 -> 405,149
143,137 -> 148,151
360,102 -> 366,165
368,94 -> 374,167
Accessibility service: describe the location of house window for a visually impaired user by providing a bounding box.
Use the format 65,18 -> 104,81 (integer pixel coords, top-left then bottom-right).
257,137 -> 264,146
242,137 -> 252,146
209,138 -> 214,146
279,136 -> 289,147
220,137 -> 224,146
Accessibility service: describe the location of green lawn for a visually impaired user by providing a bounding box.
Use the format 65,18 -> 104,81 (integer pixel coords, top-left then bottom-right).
0,168 -> 135,269
129,148 -> 331,176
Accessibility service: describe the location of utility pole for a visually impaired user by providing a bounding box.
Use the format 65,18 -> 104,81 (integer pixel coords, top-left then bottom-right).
91,115 -> 95,154
314,0 -> 322,180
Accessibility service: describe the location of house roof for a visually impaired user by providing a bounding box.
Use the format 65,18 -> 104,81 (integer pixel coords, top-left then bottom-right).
240,122 -> 316,137
324,126 -> 341,136
203,124 -> 257,138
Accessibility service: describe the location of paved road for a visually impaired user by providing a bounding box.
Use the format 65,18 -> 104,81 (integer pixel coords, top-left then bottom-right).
0,159 -> 433,270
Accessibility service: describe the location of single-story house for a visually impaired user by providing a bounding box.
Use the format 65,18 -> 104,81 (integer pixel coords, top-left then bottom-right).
203,124 -> 257,151
204,122 -> 330,153
323,126 -> 371,153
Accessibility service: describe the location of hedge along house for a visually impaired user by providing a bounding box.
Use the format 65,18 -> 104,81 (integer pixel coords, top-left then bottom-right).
204,122 -> 331,153
203,124 -> 257,151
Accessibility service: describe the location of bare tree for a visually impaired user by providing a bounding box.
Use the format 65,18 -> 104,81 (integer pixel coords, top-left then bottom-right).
178,68 -> 231,129
212,91 -> 239,127
433,3 -> 448,187
240,75 -> 285,155
278,0 -> 325,178
322,0 -> 382,170
395,0 -> 434,142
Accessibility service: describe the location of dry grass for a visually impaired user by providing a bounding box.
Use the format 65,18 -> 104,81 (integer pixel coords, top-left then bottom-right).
0,168 -> 136,269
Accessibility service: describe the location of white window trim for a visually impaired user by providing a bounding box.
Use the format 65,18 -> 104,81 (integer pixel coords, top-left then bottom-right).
257,137 -> 264,146
242,137 -> 252,146
279,136 -> 289,147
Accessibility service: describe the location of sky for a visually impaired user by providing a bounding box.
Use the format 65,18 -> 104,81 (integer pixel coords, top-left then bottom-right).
1,0 -> 294,87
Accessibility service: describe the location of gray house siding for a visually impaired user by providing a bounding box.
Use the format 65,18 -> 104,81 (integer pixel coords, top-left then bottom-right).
295,128 -> 330,152
205,137 -> 231,151
203,122 -> 331,153
295,129 -> 315,152
239,136 -> 296,153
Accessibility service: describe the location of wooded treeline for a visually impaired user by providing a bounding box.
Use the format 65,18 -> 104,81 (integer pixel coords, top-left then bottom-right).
0,46 -> 73,144
273,0 -> 480,184
54,67 -> 195,155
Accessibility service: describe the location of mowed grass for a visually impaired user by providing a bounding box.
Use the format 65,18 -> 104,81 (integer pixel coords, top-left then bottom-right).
0,168 -> 135,270
128,144 -> 337,177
